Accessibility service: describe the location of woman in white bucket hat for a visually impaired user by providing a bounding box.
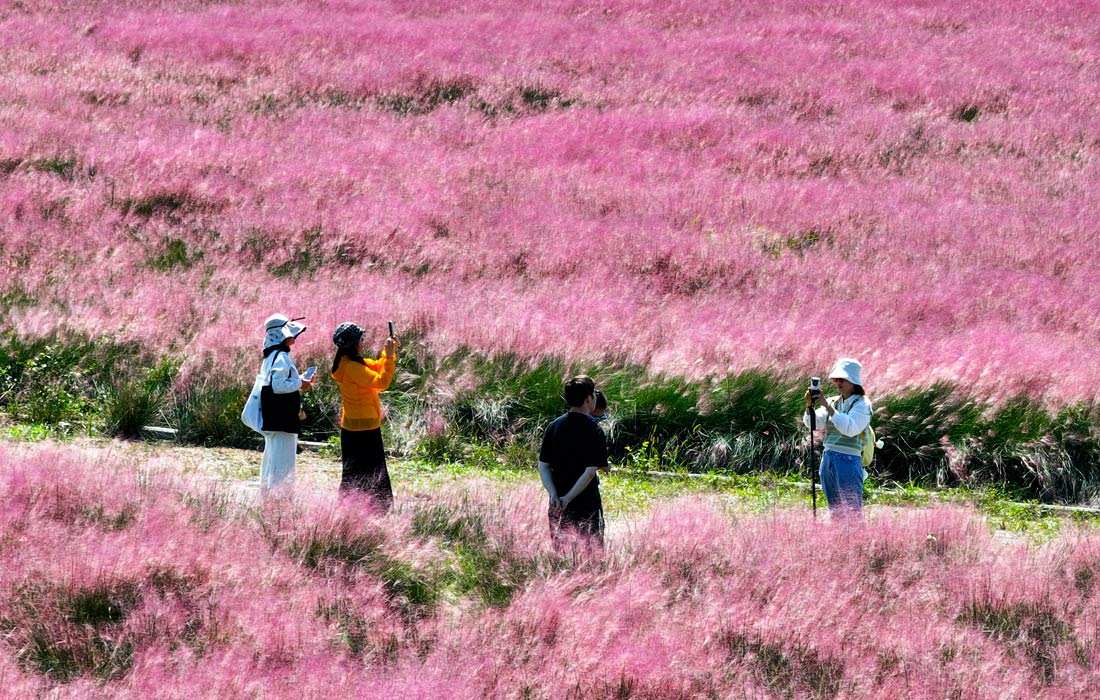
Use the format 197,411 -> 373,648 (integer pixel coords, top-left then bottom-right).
803,357 -> 872,517
257,313 -> 314,493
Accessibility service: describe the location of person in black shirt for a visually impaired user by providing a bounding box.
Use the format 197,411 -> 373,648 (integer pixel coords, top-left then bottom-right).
538,375 -> 608,546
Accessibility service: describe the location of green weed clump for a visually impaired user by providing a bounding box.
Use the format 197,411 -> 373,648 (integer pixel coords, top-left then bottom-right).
166,371 -> 255,448
315,596 -> 403,663
721,631 -> 845,699
433,355 -> 805,475
872,385 -> 1100,503
101,357 -> 179,438
256,505 -> 440,620
409,502 -> 549,608
2,577 -> 141,682
959,598 -> 1075,684
873,383 -> 982,484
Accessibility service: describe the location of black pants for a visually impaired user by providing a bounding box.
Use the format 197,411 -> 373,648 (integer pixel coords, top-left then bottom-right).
549,491 -> 604,548
340,428 -> 392,510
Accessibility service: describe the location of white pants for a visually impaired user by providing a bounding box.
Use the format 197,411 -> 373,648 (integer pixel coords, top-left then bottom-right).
260,431 -> 297,492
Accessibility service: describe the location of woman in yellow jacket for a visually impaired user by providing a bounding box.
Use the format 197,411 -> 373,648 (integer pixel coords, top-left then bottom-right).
330,322 -> 397,508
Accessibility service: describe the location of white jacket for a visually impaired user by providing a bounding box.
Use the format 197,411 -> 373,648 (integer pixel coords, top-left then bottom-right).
263,351 -> 303,394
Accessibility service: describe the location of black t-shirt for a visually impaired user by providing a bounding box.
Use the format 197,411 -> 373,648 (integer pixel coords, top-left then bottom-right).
539,412 -> 608,502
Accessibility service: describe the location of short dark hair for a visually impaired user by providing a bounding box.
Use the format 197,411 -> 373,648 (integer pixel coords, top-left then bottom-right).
594,389 -> 607,411
852,384 -> 866,396
563,375 -> 596,408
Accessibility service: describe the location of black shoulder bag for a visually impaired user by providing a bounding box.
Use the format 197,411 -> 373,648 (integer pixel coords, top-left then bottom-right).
260,352 -> 302,434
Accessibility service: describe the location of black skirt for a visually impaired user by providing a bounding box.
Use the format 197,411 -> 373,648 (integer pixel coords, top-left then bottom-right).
340,427 -> 392,510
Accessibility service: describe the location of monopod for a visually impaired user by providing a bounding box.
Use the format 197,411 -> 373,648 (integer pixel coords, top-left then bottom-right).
807,376 -> 821,519
809,405 -> 818,518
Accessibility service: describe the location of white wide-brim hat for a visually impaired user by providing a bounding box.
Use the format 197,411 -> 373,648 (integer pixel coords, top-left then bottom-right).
263,313 -> 307,349
828,357 -> 863,387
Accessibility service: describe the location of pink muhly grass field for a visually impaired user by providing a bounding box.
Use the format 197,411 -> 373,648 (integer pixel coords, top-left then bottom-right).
2,443 -> 1100,698
1,0 -> 1099,399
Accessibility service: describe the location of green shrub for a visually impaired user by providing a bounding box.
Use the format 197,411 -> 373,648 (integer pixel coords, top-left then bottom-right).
409,501 -> 553,608
966,396 -> 1058,498
288,523 -> 387,570
263,510 -> 439,619
0,332 -> 145,430
100,356 -> 179,438
410,503 -> 486,545
1050,403 -> 1100,501
27,156 -> 79,181
117,191 -> 195,218
167,374 -> 255,447
873,383 -> 982,484
316,597 -> 402,662
605,372 -> 699,449
299,360 -> 343,442
145,237 -> 202,271
461,354 -> 571,441
376,77 -> 475,116
722,631 -> 845,699
701,368 -> 802,437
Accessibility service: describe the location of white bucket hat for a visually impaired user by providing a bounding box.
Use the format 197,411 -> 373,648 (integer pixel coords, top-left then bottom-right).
263,313 -> 306,350
828,357 -> 863,387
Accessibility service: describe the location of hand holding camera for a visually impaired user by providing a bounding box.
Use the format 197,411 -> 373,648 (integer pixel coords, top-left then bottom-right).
805,376 -> 822,407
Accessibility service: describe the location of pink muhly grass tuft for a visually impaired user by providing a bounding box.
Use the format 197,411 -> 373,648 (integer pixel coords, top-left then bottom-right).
6,442 -> 1100,697
2,0 -> 1100,399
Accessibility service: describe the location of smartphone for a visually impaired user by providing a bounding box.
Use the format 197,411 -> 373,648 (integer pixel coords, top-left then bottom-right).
302,366 -> 317,381
387,320 -> 395,338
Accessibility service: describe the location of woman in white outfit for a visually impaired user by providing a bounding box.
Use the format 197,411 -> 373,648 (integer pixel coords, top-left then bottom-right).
259,313 -> 313,493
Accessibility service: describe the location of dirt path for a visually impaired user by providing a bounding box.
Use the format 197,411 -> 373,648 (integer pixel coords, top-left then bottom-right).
5,436 -> 651,540
23,436 -> 345,501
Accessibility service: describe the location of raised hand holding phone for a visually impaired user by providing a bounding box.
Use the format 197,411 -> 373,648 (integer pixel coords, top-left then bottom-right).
385,320 -> 399,356
302,366 -> 317,381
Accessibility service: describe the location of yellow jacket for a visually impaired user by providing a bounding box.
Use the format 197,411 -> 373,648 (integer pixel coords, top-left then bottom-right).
331,350 -> 396,431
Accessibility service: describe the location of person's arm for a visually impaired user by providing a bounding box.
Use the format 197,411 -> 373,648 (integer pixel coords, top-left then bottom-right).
361,345 -> 397,390
269,353 -> 303,394
828,398 -> 871,437
560,468 -> 598,507
351,360 -> 387,390
537,461 -> 560,508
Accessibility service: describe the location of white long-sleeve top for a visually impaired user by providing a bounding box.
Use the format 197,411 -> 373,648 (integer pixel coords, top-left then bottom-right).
803,395 -> 872,437
263,351 -> 303,394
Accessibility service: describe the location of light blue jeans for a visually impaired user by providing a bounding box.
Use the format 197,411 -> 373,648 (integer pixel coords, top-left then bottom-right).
820,450 -> 864,516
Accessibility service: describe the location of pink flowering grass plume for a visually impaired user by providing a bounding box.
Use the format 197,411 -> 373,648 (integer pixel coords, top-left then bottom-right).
2,0 -> 1100,400
5,442 -> 1100,698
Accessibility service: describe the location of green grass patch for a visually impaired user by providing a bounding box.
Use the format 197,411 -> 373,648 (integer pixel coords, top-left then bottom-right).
2,577 -> 141,682
145,237 -> 203,272
27,156 -> 79,181
117,191 -> 198,218
959,599 -> 1075,683
408,500 -> 563,608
